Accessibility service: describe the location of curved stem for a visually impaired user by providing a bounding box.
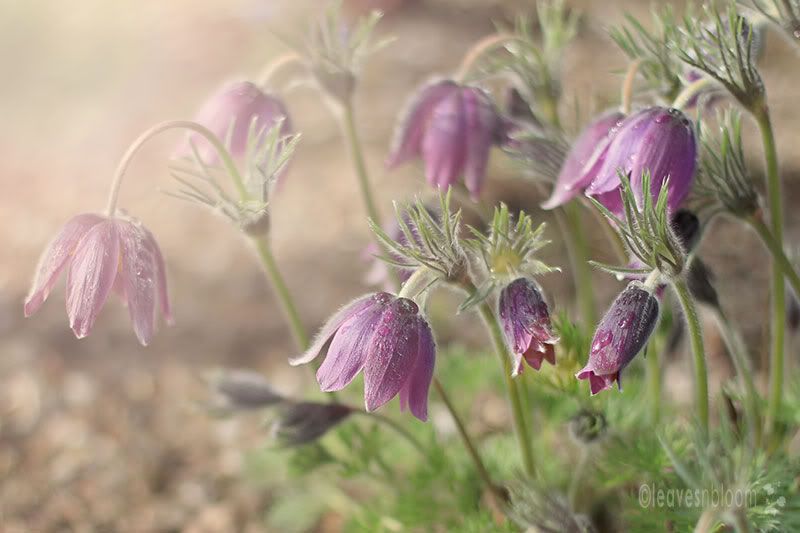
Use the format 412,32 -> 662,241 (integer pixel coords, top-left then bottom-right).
105,120 -> 246,216
620,59 -> 642,114
672,77 -> 716,111
568,447 -> 589,510
356,410 -> 430,459
753,108 -> 785,440
711,308 -> 761,447
432,378 -> 505,502
258,52 -> 306,88
455,33 -> 521,81
461,280 -> 536,477
253,237 -> 310,351
748,215 -> 800,300
672,278 -> 709,434
562,202 -> 596,326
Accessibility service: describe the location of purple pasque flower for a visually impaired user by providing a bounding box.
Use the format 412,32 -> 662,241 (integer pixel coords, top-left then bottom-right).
387,79 -> 506,200
498,278 -> 558,376
290,293 -> 436,421
576,282 -> 659,395
25,212 -> 172,346
179,81 -> 292,184
584,107 -> 697,218
541,110 -> 626,210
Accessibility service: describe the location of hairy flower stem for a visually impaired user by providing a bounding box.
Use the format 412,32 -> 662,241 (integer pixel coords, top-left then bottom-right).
753,107 -> 785,441
567,447 -> 589,510
253,237 -> 310,350
711,308 -> 761,447
357,410 -> 431,459
748,215 -> 800,299
673,278 -> 709,434
455,33 -> 520,81
620,59 -> 642,114
432,378 -> 506,503
105,120 -> 247,216
460,280 -> 536,477
671,77 -> 717,111
646,334 -> 662,423
562,202 -> 596,326
339,101 -> 402,289
258,52 -> 305,87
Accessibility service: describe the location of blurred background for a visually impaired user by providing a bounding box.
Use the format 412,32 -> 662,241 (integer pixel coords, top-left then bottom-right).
1,0 -> 799,530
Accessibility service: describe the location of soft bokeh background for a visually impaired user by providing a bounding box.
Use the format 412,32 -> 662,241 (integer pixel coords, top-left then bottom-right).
1,0 -> 799,530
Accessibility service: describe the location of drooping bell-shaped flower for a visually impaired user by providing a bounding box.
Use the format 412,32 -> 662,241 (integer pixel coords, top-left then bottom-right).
584,107 -> 697,217
541,110 -> 625,209
25,212 -> 172,346
576,282 -> 659,395
498,278 -> 559,376
271,402 -> 353,447
179,81 -> 293,184
290,293 -> 436,421
387,79 -> 506,200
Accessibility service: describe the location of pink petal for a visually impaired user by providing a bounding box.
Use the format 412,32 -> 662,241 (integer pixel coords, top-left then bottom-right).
386,79 -> 458,168
116,220 -> 157,346
66,220 -> 121,339
399,318 -> 436,421
461,89 -> 495,200
24,213 -> 105,317
142,226 -> 172,325
421,90 -> 467,189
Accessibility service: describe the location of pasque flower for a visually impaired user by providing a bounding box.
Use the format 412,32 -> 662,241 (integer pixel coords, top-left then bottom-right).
387,79 -> 506,199
290,293 -> 436,421
498,278 -> 558,375
541,110 -> 625,209
179,81 -> 292,184
584,107 -> 697,217
24,212 -> 171,346
576,282 -> 660,395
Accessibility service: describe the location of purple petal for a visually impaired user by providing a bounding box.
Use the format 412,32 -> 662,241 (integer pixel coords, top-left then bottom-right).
542,111 -> 625,210
24,213 -> 105,317
316,297 -> 391,392
461,88 -> 496,200
421,89 -> 467,189
66,220 -> 121,339
142,226 -> 172,325
116,220 -> 158,346
364,298 -> 421,412
387,80 -> 458,168
399,318 -> 436,421
290,292 -> 392,366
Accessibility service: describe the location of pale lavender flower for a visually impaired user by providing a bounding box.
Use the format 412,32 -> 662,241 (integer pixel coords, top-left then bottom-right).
290,292 -> 436,421
387,79 -> 505,199
24,213 -> 171,346
576,282 -> 659,395
498,278 -> 558,376
541,110 -> 625,209
585,107 -> 697,217
179,81 -> 292,185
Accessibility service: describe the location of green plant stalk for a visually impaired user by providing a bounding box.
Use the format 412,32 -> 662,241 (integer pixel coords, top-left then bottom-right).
672,278 -> 709,434
432,378 -> 505,503
464,281 -> 536,477
753,108 -> 785,439
646,334 -> 662,423
747,215 -> 800,311
253,237 -> 310,351
562,201 -> 596,326
711,308 -> 761,447
357,410 -> 431,459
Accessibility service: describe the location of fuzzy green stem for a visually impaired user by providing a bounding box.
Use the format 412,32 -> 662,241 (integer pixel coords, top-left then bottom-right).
646,334 -> 662,423
673,278 -> 709,434
753,108 -> 785,440
258,52 -> 305,88
711,307 -> 761,447
253,237 -> 310,351
105,120 -> 247,216
672,77 -> 717,111
455,33 -> 521,81
748,215 -> 800,318
568,447 -> 589,510
340,101 -> 401,290
432,378 -> 505,502
461,281 -> 536,477
620,59 -> 642,114
562,202 -> 596,326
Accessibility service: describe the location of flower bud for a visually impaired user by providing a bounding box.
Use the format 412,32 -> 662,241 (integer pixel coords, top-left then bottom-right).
25,212 -> 171,346
387,80 -> 506,199
541,110 -> 625,209
291,292 -> 436,421
498,278 -> 558,375
671,209 -> 701,252
271,402 -> 353,447
585,107 -> 697,217
687,259 -> 719,309
209,369 -> 285,411
568,409 -> 608,444
576,282 -> 660,395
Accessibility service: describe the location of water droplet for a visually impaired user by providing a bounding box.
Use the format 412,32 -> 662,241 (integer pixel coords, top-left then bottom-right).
591,331 -> 613,353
